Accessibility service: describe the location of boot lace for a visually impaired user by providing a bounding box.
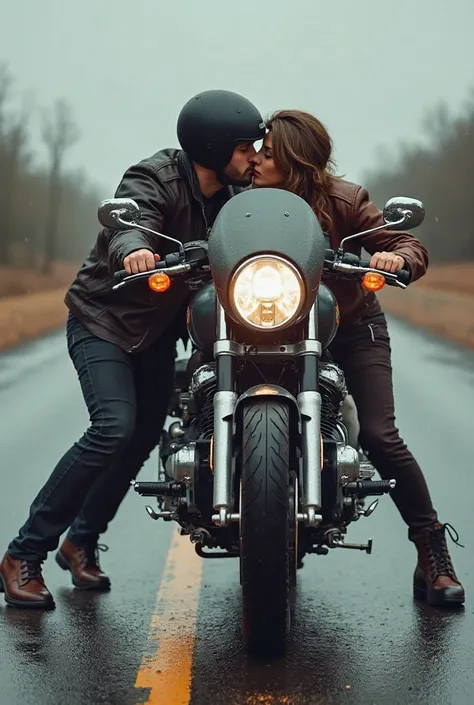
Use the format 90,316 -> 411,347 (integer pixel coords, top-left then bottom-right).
19,560 -> 44,586
78,543 -> 109,569
425,523 -> 463,580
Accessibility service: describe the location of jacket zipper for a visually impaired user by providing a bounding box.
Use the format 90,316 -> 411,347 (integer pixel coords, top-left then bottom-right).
201,204 -> 211,236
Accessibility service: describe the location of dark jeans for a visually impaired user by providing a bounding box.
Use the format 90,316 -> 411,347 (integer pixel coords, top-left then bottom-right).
329,310 -> 437,535
9,314 -> 177,562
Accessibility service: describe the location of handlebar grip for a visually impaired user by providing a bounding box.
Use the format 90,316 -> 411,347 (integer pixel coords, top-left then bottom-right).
396,268 -> 411,285
113,259 -> 168,283
114,269 -> 128,283
359,259 -> 411,285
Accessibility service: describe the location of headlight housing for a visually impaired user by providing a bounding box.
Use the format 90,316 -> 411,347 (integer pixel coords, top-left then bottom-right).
229,255 -> 305,330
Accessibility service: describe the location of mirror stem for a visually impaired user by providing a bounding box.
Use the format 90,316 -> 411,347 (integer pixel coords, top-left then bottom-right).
115,215 -> 185,256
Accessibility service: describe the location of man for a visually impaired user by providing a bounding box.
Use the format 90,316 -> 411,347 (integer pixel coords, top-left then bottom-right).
0,89 -> 265,608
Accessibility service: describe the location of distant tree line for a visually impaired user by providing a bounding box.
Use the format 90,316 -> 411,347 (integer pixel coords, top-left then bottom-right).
2,60 -> 472,270
0,63 -> 101,273
363,86 -> 474,263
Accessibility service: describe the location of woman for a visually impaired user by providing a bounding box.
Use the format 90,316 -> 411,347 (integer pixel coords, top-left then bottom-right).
251,110 -> 464,607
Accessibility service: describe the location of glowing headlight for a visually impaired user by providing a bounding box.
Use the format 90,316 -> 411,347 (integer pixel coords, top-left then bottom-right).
229,255 -> 304,330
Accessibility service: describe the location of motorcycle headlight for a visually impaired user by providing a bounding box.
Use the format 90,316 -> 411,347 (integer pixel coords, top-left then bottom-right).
229,255 -> 305,330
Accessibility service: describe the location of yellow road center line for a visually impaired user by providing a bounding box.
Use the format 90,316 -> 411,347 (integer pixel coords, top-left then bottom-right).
135,528 -> 204,705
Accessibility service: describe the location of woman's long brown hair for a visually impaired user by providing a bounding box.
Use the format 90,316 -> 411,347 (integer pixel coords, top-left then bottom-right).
265,110 -> 338,233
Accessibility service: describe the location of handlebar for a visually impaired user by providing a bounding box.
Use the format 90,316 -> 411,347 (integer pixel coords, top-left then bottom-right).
112,247 -> 411,290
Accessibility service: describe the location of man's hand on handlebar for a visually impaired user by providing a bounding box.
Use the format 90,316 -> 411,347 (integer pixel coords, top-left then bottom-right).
369,251 -> 405,274
123,249 -> 160,274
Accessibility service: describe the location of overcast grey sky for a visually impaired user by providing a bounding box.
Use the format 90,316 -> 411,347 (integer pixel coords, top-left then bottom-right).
2,0 -> 473,194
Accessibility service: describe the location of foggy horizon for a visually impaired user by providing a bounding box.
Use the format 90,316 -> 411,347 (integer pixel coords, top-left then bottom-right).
2,0 -> 473,197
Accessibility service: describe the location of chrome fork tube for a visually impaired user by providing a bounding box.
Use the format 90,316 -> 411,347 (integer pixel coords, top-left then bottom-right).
298,302 -> 323,526
212,301 -> 236,526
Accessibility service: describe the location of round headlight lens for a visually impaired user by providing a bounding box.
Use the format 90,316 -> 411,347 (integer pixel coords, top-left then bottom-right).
230,255 -> 304,330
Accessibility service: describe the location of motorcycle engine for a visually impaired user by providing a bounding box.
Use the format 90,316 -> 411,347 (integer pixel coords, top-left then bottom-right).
164,363 -> 216,485
319,362 -> 347,441
188,363 -> 217,439
165,359 -> 347,472
162,359 -> 364,530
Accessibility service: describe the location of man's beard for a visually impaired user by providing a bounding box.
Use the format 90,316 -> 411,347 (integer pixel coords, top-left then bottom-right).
217,165 -> 253,187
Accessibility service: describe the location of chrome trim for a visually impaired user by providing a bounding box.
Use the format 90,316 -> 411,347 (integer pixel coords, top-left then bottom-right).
336,443 -> 360,484
307,301 -> 317,339
297,512 -> 323,522
217,300 -> 227,339
165,443 -> 196,484
297,390 -> 322,526
214,339 -> 322,358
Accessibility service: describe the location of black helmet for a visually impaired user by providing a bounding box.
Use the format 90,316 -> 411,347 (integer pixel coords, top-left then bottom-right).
177,89 -> 265,171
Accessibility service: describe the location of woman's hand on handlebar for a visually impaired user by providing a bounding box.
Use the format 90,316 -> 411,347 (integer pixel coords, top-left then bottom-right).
123,249 -> 160,274
324,249 -> 411,287
368,251 -> 405,274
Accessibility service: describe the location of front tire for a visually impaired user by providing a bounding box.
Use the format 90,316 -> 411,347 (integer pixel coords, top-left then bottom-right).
240,400 -> 291,656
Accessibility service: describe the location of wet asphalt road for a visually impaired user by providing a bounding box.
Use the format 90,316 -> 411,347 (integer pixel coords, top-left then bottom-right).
0,318 -> 473,705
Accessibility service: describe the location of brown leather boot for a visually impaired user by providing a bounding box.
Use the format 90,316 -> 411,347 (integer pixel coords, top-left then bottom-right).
0,552 -> 55,609
411,522 -> 465,606
55,538 -> 111,590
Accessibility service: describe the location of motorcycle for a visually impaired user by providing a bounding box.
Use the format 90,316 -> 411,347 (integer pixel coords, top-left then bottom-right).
98,188 -> 424,655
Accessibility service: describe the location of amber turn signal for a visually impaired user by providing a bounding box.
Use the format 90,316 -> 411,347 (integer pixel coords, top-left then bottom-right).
361,272 -> 386,292
148,272 -> 171,293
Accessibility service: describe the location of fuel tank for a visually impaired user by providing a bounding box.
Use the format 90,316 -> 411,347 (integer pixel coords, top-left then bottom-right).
187,282 -> 339,354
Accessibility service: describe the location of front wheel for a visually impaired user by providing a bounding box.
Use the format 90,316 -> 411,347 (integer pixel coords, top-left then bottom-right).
240,399 -> 292,655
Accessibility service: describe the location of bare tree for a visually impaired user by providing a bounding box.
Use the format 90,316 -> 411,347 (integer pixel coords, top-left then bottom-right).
0,63 -> 100,283
0,64 -> 11,134
363,88 -> 474,263
0,64 -> 13,264
41,99 -> 80,274
2,95 -> 34,265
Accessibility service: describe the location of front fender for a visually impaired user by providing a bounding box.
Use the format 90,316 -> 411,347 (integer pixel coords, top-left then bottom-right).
233,384 -> 301,428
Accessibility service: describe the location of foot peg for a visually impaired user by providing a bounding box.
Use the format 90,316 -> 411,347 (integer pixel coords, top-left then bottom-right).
132,480 -> 184,497
344,479 -> 395,499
